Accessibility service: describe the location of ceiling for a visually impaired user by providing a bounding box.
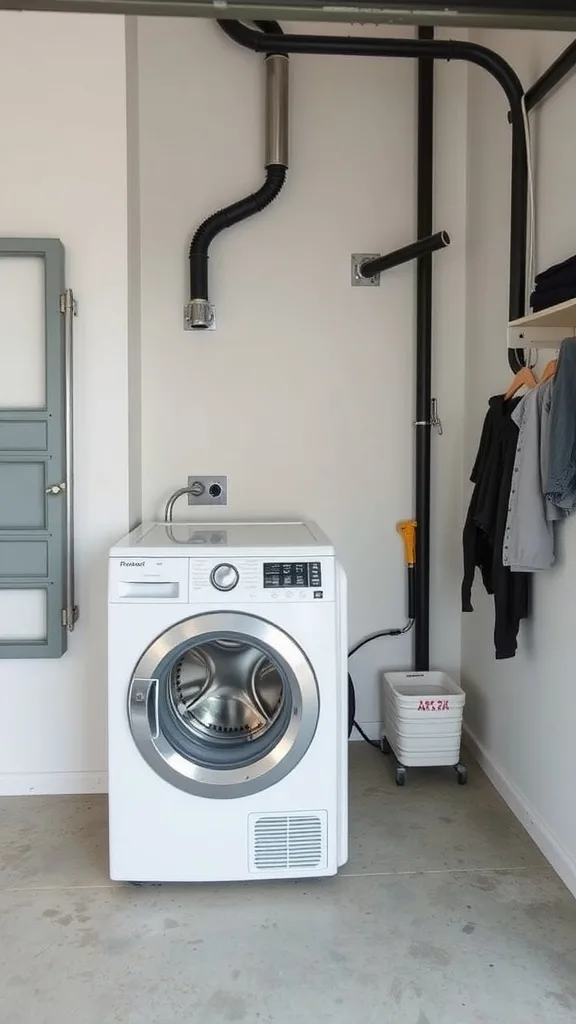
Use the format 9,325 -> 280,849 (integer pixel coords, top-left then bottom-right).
1,0 -> 576,29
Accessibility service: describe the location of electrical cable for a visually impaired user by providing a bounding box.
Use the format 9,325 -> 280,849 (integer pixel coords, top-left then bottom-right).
349,621 -> 414,659
348,619 -> 415,747
348,522 -> 417,746
353,717 -> 380,748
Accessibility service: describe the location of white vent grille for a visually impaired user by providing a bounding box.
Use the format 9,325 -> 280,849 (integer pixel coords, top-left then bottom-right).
249,812 -> 328,873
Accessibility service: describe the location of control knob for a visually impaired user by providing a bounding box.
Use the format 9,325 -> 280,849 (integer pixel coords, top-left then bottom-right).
210,563 -> 239,592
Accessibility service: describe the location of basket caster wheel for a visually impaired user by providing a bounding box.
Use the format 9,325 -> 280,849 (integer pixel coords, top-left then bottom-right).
455,764 -> 468,785
380,735 -> 391,755
395,767 -> 406,787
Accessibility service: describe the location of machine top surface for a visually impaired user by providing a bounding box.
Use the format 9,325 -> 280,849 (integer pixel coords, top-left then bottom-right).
110,519 -> 334,557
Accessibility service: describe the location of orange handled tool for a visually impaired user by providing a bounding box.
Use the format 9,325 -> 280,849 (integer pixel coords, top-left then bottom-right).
396,520 -> 417,620
396,520 -> 416,566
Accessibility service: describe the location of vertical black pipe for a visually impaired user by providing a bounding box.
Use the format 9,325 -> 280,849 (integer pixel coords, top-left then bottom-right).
415,25 -> 434,671
508,121 -> 528,372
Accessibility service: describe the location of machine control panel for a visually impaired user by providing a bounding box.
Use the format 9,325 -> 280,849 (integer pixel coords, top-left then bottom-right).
263,562 -> 322,589
110,555 -> 335,603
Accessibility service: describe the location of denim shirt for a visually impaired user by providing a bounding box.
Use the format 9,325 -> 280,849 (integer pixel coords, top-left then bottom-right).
546,339 -> 576,513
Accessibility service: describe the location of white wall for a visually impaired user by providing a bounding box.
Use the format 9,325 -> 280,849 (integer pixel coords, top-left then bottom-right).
0,11 -> 130,793
136,18 -> 468,734
463,29 -> 576,893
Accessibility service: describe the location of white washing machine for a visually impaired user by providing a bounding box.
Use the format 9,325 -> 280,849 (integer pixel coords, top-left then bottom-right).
108,520 -> 348,882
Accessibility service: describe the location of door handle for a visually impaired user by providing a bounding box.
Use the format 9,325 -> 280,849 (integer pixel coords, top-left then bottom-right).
45,482 -> 66,496
131,678 -> 159,739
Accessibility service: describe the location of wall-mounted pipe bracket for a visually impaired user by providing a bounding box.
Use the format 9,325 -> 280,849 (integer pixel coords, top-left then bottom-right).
351,254 -> 381,286
352,231 -> 450,286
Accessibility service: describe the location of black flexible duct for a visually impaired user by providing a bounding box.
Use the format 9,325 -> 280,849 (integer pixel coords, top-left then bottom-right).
187,20 -> 287,323
217,19 -> 528,371
189,167 -> 286,305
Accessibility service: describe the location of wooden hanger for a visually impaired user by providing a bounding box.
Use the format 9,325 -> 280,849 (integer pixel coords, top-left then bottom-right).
505,365 -> 539,401
540,358 -> 557,383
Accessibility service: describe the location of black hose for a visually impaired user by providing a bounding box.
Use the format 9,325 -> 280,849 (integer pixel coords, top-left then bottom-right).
189,166 -> 286,302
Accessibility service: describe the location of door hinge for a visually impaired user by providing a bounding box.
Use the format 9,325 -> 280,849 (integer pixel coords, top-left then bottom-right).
62,606 -> 80,628
59,291 -> 78,316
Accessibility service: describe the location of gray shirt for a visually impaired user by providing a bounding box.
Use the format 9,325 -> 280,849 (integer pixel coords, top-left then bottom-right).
503,379 -> 562,573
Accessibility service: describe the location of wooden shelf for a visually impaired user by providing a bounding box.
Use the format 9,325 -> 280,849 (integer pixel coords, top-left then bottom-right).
508,297 -> 576,348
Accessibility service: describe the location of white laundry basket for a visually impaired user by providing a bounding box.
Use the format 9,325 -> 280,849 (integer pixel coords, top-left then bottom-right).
382,671 -> 466,783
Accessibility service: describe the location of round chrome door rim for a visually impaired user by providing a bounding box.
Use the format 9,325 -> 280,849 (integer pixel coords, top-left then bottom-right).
128,611 -> 319,799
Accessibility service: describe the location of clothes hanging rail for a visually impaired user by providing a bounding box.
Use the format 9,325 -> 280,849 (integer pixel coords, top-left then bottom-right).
524,38 -> 576,112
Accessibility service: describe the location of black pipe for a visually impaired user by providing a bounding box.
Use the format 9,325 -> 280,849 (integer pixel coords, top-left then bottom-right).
359,231 -> 450,279
253,20 -> 284,36
189,166 -> 286,307
218,20 -> 528,372
219,18 -> 530,659
525,39 -> 576,112
414,26 -> 434,672
187,21 -> 287,326
407,564 -> 416,622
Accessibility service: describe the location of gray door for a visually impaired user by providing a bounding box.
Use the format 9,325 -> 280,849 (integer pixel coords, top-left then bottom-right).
128,611 -> 320,799
0,239 -> 68,657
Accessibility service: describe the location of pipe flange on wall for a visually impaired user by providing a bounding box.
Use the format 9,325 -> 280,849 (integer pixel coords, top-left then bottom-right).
184,298 -> 215,331
351,254 -> 381,287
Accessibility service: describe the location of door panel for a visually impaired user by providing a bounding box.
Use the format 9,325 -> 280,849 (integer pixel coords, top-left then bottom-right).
0,239 -> 67,657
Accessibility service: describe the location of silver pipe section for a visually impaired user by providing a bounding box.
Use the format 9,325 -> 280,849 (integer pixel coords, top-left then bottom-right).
265,54 -> 289,168
165,486 -> 197,522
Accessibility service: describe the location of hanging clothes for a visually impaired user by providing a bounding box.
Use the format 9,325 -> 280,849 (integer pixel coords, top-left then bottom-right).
502,378 -> 564,572
462,396 -> 531,660
546,339 -> 576,513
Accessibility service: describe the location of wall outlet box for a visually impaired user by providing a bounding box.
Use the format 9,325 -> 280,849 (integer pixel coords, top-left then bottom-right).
187,475 -> 227,506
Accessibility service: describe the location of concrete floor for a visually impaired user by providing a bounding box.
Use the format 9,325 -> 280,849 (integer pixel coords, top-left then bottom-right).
1,746 -> 576,1024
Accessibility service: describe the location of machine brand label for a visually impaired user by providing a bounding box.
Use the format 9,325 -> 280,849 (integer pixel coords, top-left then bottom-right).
120,560 -> 146,567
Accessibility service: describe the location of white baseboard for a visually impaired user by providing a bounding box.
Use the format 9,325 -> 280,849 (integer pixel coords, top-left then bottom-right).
0,771 -> 108,795
464,725 -> 576,899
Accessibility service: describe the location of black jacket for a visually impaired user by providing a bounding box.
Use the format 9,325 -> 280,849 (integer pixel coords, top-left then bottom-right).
462,396 -> 531,659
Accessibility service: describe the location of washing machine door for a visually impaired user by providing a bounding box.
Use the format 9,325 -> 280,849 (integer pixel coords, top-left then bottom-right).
128,611 -> 320,798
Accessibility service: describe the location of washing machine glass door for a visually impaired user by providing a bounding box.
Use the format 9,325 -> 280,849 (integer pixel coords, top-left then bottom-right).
128,611 -> 319,798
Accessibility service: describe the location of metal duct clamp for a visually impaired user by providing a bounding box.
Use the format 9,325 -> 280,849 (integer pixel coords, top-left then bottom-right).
184,298 -> 215,331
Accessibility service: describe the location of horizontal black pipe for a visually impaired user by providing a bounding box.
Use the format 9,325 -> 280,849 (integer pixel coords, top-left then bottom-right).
217,21 -> 528,346
189,166 -> 286,303
359,231 -> 450,278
